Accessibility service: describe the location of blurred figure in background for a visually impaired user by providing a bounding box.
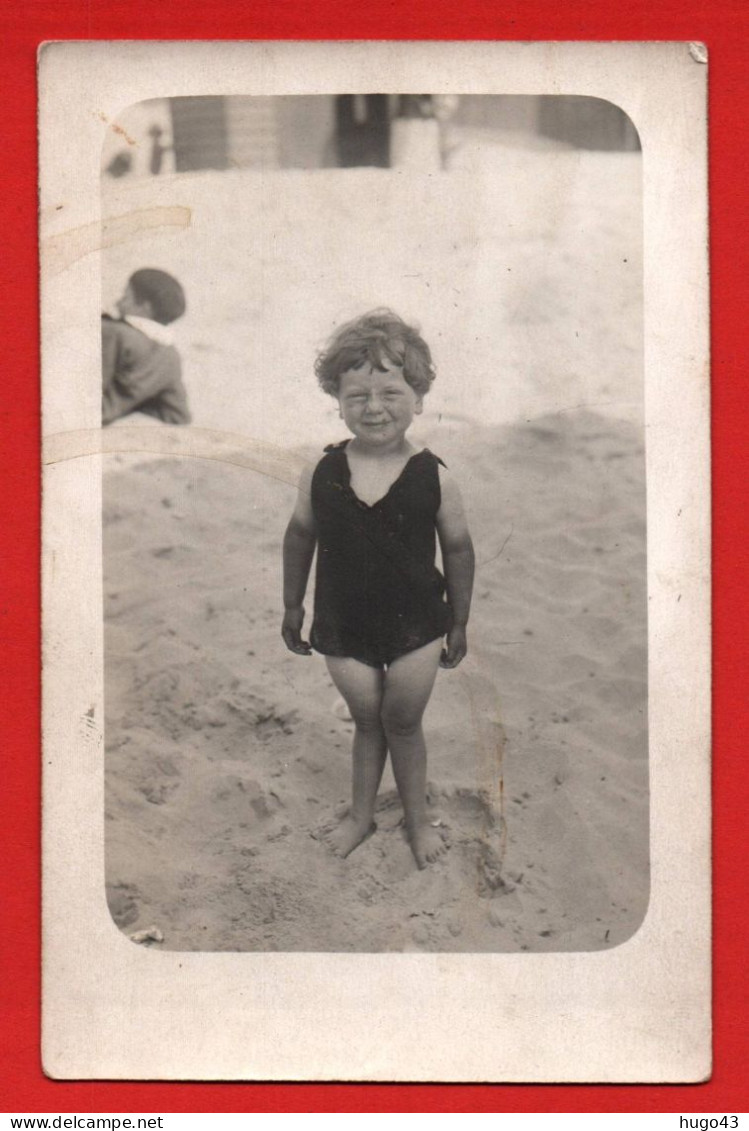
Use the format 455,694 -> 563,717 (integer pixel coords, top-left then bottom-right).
391,95 -> 460,171
334,95 -> 390,168
102,268 -> 191,426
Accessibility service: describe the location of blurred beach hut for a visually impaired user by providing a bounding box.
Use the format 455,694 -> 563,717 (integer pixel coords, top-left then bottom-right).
101,93 -> 639,183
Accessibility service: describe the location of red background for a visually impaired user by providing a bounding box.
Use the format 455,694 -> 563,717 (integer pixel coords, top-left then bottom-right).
1,0 -> 745,1114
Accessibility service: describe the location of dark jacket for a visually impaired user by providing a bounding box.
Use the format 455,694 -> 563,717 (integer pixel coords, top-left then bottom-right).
102,315 -> 191,425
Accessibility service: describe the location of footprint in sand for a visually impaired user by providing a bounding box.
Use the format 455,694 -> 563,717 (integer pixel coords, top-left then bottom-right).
356,873 -> 388,905
106,881 -> 140,928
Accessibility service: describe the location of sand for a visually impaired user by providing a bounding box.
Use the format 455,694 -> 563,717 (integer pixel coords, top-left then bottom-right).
102,129 -> 647,953
104,409 -> 648,953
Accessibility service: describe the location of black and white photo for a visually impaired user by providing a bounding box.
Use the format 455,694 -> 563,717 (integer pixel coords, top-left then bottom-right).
41,41 -> 710,1081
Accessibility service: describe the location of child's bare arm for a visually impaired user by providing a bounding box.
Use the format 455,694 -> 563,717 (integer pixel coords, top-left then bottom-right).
282,465 -> 317,655
436,469 -> 475,668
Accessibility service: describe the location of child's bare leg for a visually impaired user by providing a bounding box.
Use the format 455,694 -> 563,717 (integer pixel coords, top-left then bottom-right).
382,638 -> 446,868
324,655 -> 387,857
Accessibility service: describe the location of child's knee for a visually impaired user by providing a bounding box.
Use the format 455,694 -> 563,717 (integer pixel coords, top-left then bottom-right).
351,709 -> 384,734
381,705 -> 422,739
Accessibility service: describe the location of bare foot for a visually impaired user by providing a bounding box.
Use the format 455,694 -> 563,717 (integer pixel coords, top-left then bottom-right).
408,822 -> 448,869
323,814 -> 377,858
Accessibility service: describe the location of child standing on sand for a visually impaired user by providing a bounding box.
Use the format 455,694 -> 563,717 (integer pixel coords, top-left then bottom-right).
282,310 -> 475,869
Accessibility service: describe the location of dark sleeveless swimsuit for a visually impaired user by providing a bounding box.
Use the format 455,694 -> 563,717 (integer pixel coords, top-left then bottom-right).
310,441 -> 453,668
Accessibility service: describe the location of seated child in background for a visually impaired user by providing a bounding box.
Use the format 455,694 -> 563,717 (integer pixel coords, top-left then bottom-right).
102,268 -> 191,426
282,309 -> 475,869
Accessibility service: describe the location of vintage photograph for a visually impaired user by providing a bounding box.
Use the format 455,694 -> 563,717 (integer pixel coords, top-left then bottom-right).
100,92 -> 648,954
41,40 -> 709,1081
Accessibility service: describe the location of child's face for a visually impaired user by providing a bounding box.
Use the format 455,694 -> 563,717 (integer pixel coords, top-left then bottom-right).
337,362 -> 423,448
116,284 -> 152,320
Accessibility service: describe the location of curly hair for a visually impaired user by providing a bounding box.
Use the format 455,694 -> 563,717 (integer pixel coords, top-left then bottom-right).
315,309 -> 436,397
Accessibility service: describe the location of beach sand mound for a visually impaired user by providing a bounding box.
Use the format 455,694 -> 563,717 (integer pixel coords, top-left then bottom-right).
104,408 -> 648,952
